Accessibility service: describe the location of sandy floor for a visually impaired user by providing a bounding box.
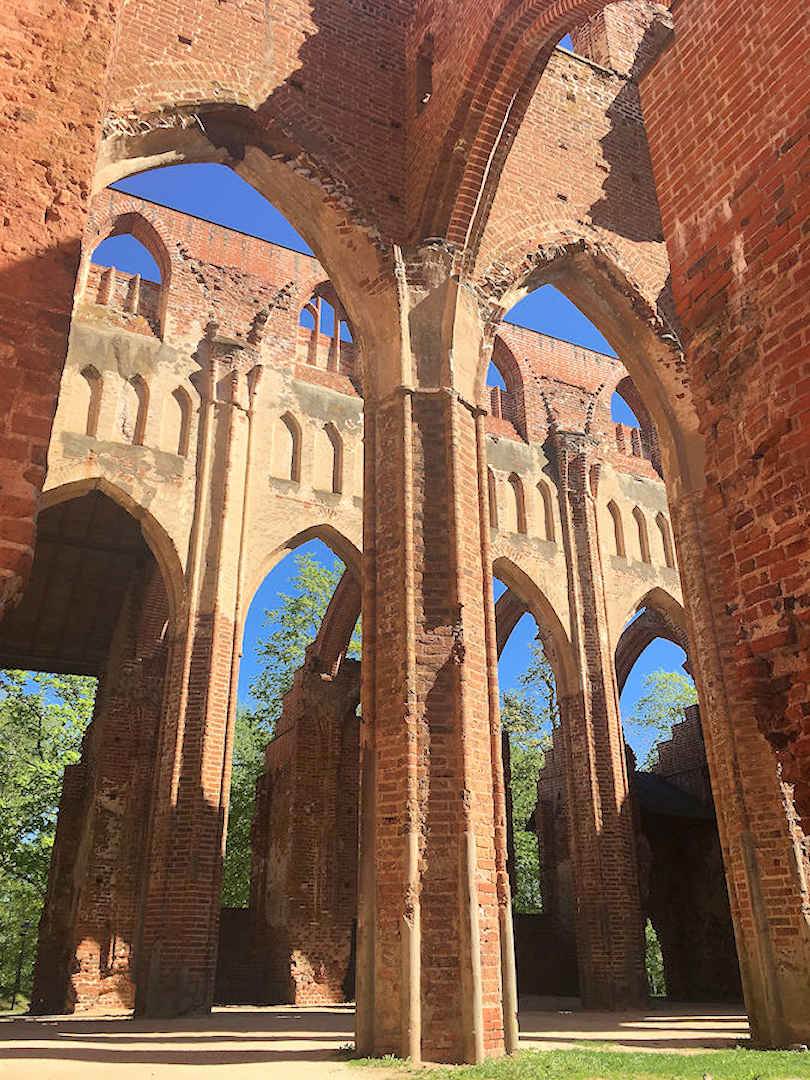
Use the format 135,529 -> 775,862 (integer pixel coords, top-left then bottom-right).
0,1000 -> 750,1079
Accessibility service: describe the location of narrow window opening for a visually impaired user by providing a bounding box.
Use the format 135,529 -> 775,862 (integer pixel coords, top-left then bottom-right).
416,34 -> 433,113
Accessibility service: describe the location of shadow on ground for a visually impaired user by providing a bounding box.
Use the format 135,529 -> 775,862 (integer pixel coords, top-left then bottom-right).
0,1000 -> 750,1071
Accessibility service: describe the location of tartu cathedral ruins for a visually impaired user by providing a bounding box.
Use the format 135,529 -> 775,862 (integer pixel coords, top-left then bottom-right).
1,0 -> 809,1066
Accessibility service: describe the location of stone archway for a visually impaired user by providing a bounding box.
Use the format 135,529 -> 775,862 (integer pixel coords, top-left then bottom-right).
0,485 -> 178,1016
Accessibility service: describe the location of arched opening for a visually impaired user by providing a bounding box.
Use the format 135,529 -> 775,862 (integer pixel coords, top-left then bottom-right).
486,337 -> 527,437
537,479 -> 556,543
633,506 -> 651,564
0,486 -> 177,1014
508,473 -> 528,534
656,513 -> 675,570
84,215 -> 169,337
272,413 -> 302,484
217,535 -> 360,1006
491,559 -> 579,1000
80,365 -> 103,438
490,261 -> 726,1012
92,233 -> 162,281
164,386 -> 193,458
612,375 -> 662,475
121,374 -> 149,447
487,468 -> 499,530
313,422 -> 343,495
299,283 -> 356,376
607,499 -> 625,558
617,613 -> 742,1005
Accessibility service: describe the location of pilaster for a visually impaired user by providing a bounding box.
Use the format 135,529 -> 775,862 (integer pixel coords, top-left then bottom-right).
553,429 -> 647,1008
134,334 -> 260,1016
353,252 -> 516,1064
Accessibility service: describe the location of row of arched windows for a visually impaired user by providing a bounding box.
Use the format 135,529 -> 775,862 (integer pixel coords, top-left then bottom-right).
270,412 -> 346,495
78,365 -> 192,457
487,470 -> 556,542
607,500 -> 675,569
485,465 -> 675,569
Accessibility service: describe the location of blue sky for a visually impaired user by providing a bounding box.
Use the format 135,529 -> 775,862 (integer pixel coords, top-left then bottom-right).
99,162 -> 690,757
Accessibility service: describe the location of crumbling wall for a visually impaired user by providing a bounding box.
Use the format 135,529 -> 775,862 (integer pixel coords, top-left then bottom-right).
535,709 -> 741,1003
642,709 -> 742,1002
249,656 -> 361,1004
31,557 -> 169,1013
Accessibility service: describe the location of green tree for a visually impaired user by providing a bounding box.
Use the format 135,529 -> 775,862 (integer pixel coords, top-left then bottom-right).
501,639 -> 558,914
628,668 -> 698,767
645,919 -> 667,997
248,552 -> 359,725
0,670 -> 96,1009
221,550 -> 359,906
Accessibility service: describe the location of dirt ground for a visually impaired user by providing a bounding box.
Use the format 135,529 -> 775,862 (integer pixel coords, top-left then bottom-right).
0,1000 -> 750,1079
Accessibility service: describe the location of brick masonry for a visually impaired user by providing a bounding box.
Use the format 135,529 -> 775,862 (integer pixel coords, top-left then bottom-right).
2,0 -> 809,1061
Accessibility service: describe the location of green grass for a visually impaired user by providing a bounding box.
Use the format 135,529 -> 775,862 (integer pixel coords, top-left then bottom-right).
349,1046 -> 810,1080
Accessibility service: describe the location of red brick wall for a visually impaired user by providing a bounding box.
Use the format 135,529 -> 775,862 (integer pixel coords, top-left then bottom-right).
640,1 -> 810,808
571,0 -> 672,76
32,555 -> 169,1013
0,0 -> 124,613
476,43 -> 669,322
249,658 -> 361,1005
104,0 -> 410,236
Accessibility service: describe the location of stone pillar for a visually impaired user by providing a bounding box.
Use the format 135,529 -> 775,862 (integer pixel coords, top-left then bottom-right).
134,336 -> 260,1016
355,252 -> 516,1064
250,654 -> 361,1004
553,430 -> 647,1008
31,559 -> 169,1014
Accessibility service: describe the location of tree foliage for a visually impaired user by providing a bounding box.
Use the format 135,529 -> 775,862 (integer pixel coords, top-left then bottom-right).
629,668 -> 698,767
0,670 -> 96,1009
221,550 -> 359,906
501,638 -> 558,914
645,919 -> 667,997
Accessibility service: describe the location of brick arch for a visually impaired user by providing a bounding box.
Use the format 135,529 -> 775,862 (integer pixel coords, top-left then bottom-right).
38,477 -> 186,629
611,372 -> 662,475
419,0 -> 610,245
79,202 -> 175,337
619,585 -> 688,644
300,279 -> 359,382
308,567 -> 570,691
84,208 -> 173,285
492,555 -> 577,698
480,235 -> 702,494
244,524 -> 362,620
93,107 -> 397,361
486,335 -> 527,436
615,600 -> 691,695
308,569 -> 362,677
614,586 -> 690,693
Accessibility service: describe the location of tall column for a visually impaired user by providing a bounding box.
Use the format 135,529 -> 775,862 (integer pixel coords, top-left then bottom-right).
134,335 -> 259,1016
553,430 -> 647,1008
355,250 -> 516,1064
